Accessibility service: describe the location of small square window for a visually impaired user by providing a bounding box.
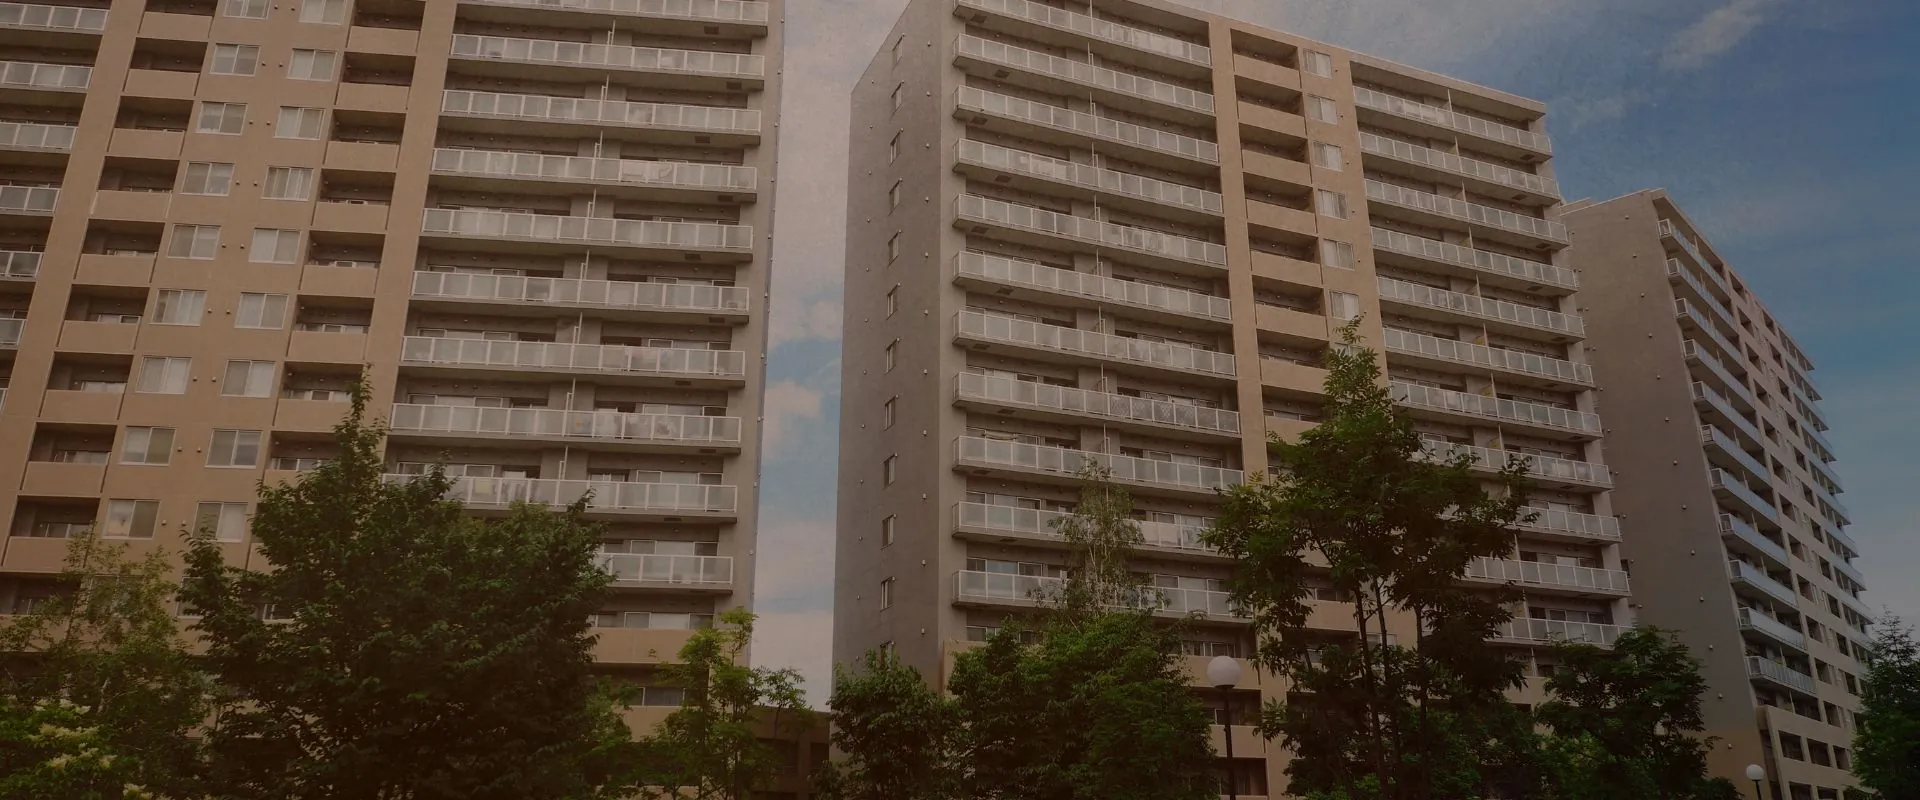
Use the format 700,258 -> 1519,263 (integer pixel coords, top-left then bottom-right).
883,455 -> 897,486
207,429 -> 263,468
288,49 -> 338,81
222,360 -> 277,397
1316,189 -> 1348,219
274,107 -> 328,140
235,293 -> 290,329
881,515 -> 896,547
1303,50 -> 1334,78
1311,142 -> 1344,171
120,427 -> 175,465
299,0 -> 346,24
1306,95 -> 1338,123
249,229 -> 303,264
882,397 -> 896,429
103,500 -> 160,539
1320,239 -> 1354,270
1328,291 -> 1361,321
209,44 -> 260,76
135,356 -> 192,395
181,162 -> 234,196
153,289 -> 207,325
262,166 -> 315,201
167,224 -> 221,259
195,501 -> 249,542
194,102 -> 247,135
221,0 -> 268,18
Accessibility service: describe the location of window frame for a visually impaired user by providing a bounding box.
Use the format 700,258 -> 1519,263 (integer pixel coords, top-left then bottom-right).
120,426 -> 176,466
262,166 -> 315,201
102,499 -> 161,539
195,501 -> 249,542
234,292 -> 290,330
135,356 -> 192,395
274,107 -> 328,141
152,289 -> 207,326
248,228 -> 303,264
180,162 -> 235,196
287,49 -> 338,81
208,43 -> 260,76
194,101 -> 247,135
221,360 -> 278,397
206,429 -> 264,468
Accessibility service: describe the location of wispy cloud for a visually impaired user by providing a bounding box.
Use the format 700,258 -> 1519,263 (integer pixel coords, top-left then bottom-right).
770,298 -> 842,347
761,380 -> 824,457
1661,0 -> 1781,71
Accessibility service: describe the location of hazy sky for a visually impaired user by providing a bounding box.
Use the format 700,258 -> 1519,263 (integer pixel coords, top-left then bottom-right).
750,0 -> 1920,702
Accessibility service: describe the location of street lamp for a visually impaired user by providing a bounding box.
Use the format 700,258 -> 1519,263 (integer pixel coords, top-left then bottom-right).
1207,655 -> 1244,800
1745,763 -> 1767,800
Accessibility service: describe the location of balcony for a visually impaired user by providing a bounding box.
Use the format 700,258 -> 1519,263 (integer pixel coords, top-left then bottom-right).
419,208 -> 753,257
1727,560 -> 1799,609
1464,557 -> 1630,597
1666,258 -> 1735,325
1515,506 -> 1621,543
0,121 -> 75,152
954,139 -> 1222,219
599,553 -> 733,590
428,148 -> 757,199
951,502 -> 1220,559
0,185 -> 57,215
1382,328 -> 1592,387
456,0 -> 769,30
448,35 -> 765,86
1356,131 -> 1557,203
1422,441 -> 1611,490
955,195 -> 1226,271
1709,469 -> 1780,528
1376,276 -> 1582,339
1493,617 -> 1624,648
955,371 -> 1240,440
399,336 -> 747,385
955,309 -> 1238,381
1391,381 -> 1603,439
1746,656 -> 1816,696
952,570 -> 1240,619
1700,425 -> 1769,484
439,90 -> 760,142
955,35 -> 1214,121
1720,513 -> 1790,570
411,270 -> 748,322
0,60 -> 88,92
1674,299 -> 1745,369
955,86 -> 1218,166
0,248 -> 38,280
391,474 -> 738,518
954,435 -> 1242,496
1362,179 -> 1566,246
1370,227 -> 1576,294
1739,608 -> 1807,653
1690,382 -> 1764,447
0,316 -> 17,347
1352,86 -> 1551,157
955,0 -> 1209,71
0,2 -> 106,33
1681,340 -> 1754,410
1657,219 -> 1715,273
954,251 -> 1231,326
388,403 -> 742,451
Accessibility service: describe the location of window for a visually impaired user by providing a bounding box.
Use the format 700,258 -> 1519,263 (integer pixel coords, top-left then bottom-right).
153,289 -> 207,325
886,232 -> 900,261
274,107 -> 327,140
889,181 -> 902,210
222,360 -> 277,396
891,35 -> 904,66
1310,141 -> 1344,171
885,286 -> 898,317
221,0 -> 268,17
891,83 -> 904,111
195,102 -> 247,135
879,578 -> 893,609
207,429 -> 263,467
888,132 -> 900,164
288,49 -> 337,81
883,341 -> 896,372
235,293 -> 289,329
883,455 -> 897,486
1306,94 -> 1338,123
262,166 -> 314,201
1316,189 -> 1348,219
299,0 -> 345,23
1319,239 -> 1355,270
135,356 -> 192,394
195,502 -> 248,542
181,162 -> 234,196
881,515 -> 896,547
1303,50 -> 1334,77
882,397 -> 896,429
103,500 -> 160,539
249,229 -> 302,264
168,224 -> 221,259
209,44 -> 260,76
120,427 -> 175,465
1328,291 -> 1361,320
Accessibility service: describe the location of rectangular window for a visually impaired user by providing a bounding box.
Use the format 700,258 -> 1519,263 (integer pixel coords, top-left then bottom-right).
287,49 -> 338,81
887,233 -> 900,261
1328,291 -> 1361,321
1316,189 -> 1348,219
888,132 -> 900,164
885,286 -> 898,317
207,429 -> 263,468
195,102 -> 247,135
882,397 -> 896,429
235,293 -> 290,329
891,83 -> 904,111
274,107 -> 328,140
883,455 -> 897,486
891,36 -> 904,66
167,224 -> 221,259
883,341 -> 896,372
135,356 -> 192,394
209,44 -> 260,76
299,0 -> 346,23
879,578 -> 893,609
120,427 -> 175,465
889,181 -> 902,210
181,162 -> 234,196
262,166 -> 315,201
103,500 -> 161,539
1303,50 -> 1334,77
222,360 -> 277,396
249,229 -> 302,264
153,289 -> 207,325
221,0 -> 269,17
195,502 -> 248,542
1320,239 -> 1355,270
1311,142 -> 1344,171
881,515 -> 896,547
1306,94 -> 1338,123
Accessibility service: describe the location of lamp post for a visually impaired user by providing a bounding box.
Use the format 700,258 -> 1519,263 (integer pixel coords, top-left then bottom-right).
1745,764 -> 1767,800
1207,655 -> 1244,800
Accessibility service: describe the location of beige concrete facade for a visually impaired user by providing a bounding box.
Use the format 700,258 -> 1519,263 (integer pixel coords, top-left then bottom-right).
1567,191 -> 1867,800
835,1 -> 1627,795
0,0 -> 783,706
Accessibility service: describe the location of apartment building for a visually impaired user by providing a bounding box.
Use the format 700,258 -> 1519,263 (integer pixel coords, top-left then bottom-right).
0,0 -> 782,730
1566,191 -> 1867,799
835,0 -> 1628,794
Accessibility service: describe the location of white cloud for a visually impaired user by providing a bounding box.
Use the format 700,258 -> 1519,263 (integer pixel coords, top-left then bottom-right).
750,515 -> 839,704
1661,0 -> 1780,71
761,380 -> 824,457
770,297 -> 842,346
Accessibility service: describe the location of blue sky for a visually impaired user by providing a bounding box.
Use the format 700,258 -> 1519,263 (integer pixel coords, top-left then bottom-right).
752,0 -> 1920,700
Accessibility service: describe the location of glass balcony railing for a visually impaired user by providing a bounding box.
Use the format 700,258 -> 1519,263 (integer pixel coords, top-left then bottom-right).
956,194 -> 1227,266
1421,440 -> 1612,487
429,147 -> 757,192
953,570 -> 1238,616
957,35 -> 1213,115
955,251 -> 1230,321
387,473 -> 737,514
0,121 -> 75,152
1709,468 -> 1780,527
412,270 -> 749,315
956,309 -> 1238,377
1,249 -> 40,279
956,371 -> 1240,436
1370,227 -> 1576,290
1376,276 -> 1582,337
0,185 -> 57,214
389,403 -> 743,446
952,501 -> 1215,554
449,34 -> 765,79
0,2 -> 108,31
1352,87 -> 1552,154
1719,513 -> 1789,566
1739,608 -> 1807,651
957,139 -> 1221,214
956,0 -> 1211,66
957,86 -> 1218,163
1390,380 -> 1603,436
1363,179 -> 1566,242
1357,131 -> 1557,198
1727,560 -> 1799,608
400,335 -> 747,380
1465,557 -> 1630,594
0,60 -> 90,90
456,0 -> 769,24
599,552 -> 732,586
1516,505 -> 1620,542
1382,328 -> 1592,384
1700,425 -> 1770,482
1495,617 -> 1623,647
1746,656 -> 1816,694
420,207 -> 752,252
955,435 -> 1243,492
441,89 -> 761,135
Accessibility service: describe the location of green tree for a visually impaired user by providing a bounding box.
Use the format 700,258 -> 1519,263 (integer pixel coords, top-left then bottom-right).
1204,322 -> 1534,800
1049,462 -> 1146,615
178,384 -> 630,800
637,608 -> 812,800
814,649 -> 960,800
1853,614 -> 1920,799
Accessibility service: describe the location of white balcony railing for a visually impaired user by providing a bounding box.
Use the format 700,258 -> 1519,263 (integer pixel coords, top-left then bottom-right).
957,371 -> 1240,436
450,34 -> 765,79
389,403 -> 742,446
1667,258 -> 1733,321
953,570 -> 1237,616
1,249 -> 40,279
957,139 -> 1221,214
957,86 -> 1218,163
457,0 -> 769,24
956,195 -> 1227,266
1719,513 -> 1789,566
1727,560 -> 1799,609
952,502 -> 1215,554
429,147 -> 757,192
1495,617 -> 1624,647
0,121 -> 75,151
1466,557 -> 1629,593
1739,608 -> 1807,651
1690,382 -> 1764,445
1709,469 -> 1780,526
956,0 -> 1210,66
0,185 -> 57,214
957,310 -> 1238,378
1421,441 -> 1612,488
1518,505 -> 1620,542
1363,179 -> 1566,242
392,473 -> 738,514
956,436 -> 1243,492
1746,656 -> 1816,694
412,270 -> 749,315
599,552 -> 733,585
957,35 -> 1213,115
1657,219 -> 1713,269
0,2 -> 107,31
1352,87 -> 1552,154
1383,328 -> 1592,384
1391,380 -> 1603,436
1681,340 -> 1755,408
400,336 -> 747,380
956,251 -> 1231,321
0,60 -> 90,90
1357,132 -> 1557,198
420,207 -> 752,252
1370,227 -> 1577,290
1674,299 -> 1746,370
441,89 -> 761,135
1376,276 -> 1582,337
1700,425 -> 1770,482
